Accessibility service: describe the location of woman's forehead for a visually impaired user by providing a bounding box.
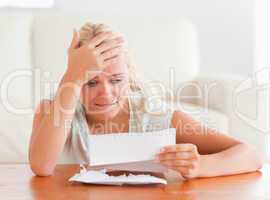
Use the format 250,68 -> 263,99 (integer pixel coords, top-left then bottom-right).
103,63 -> 128,75
90,63 -> 128,80
102,54 -> 128,75
89,52 -> 129,79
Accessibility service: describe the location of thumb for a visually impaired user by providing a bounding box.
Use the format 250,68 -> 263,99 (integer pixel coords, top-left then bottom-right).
69,28 -> 80,50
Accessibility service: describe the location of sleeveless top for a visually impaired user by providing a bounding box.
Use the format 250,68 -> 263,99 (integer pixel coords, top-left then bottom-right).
61,90 -> 175,165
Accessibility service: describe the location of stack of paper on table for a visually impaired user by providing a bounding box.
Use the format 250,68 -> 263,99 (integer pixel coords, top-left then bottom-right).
69,128 -> 176,185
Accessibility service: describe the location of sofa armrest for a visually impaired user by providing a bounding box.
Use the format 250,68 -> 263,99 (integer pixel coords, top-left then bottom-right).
190,74 -> 269,158
191,75 -> 242,116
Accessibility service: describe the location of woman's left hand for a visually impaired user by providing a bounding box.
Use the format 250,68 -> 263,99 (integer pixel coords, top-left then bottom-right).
155,143 -> 201,179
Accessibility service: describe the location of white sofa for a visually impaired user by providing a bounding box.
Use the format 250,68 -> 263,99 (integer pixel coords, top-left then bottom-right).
0,10 -> 263,164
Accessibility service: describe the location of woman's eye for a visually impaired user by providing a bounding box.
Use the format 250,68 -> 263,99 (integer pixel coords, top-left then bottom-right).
110,79 -> 122,84
87,80 -> 98,87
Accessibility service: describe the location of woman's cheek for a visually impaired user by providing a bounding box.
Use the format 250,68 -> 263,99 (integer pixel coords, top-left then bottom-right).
118,79 -> 130,95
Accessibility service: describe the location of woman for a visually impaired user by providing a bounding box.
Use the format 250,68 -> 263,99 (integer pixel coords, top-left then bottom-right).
29,22 -> 263,179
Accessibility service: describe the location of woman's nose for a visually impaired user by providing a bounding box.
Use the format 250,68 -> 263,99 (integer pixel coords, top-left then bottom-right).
99,82 -> 113,96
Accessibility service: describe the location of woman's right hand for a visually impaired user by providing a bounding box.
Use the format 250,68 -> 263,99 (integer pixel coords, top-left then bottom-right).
66,29 -> 126,84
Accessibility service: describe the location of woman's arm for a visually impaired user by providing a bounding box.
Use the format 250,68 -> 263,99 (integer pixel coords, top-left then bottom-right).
29,73 -> 82,176
156,110 -> 263,179
29,30 -> 125,176
198,143 -> 262,177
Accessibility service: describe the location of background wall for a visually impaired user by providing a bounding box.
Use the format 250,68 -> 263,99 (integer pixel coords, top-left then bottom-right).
55,0 -> 255,77
255,0 -> 270,69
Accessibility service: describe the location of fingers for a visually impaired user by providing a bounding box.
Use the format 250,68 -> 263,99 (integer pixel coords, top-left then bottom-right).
101,46 -> 125,60
88,31 -> 114,48
160,159 -> 195,168
171,166 -> 193,178
103,55 -> 120,66
159,158 -> 198,179
96,37 -> 125,53
68,29 -> 126,70
159,159 -> 198,179
160,143 -> 197,153
155,144 -> 200,179
158,152 -> 199,161
68,29 -> 80,51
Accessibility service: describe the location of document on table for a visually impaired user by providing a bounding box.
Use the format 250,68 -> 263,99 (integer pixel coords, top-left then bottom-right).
69,168 -> 167,185
69,128 -> 176,185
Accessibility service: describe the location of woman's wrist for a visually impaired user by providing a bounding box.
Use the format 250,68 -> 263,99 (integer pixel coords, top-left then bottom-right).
55,70 -> 84,101
52,71 -> 83,117
63,69 -> 85,87
198,154 -> 220,178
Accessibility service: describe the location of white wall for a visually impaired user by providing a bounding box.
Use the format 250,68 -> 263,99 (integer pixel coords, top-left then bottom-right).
55,0 -> 255,77
255,0 -> 270,158
255,0 -> 270,69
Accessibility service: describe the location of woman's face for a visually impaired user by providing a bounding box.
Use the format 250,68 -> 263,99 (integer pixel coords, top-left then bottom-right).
81,55 -> 130,121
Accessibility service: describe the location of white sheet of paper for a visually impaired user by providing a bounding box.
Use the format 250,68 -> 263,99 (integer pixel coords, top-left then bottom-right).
88,128 -> 176,166
69,169 -> 167,185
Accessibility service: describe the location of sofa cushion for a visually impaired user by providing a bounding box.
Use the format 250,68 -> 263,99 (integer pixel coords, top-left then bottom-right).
0,116 -> 33,163
0,11 -> 33,119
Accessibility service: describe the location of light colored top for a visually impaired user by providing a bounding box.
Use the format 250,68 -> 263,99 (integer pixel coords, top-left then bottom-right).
61,90 -> 175,165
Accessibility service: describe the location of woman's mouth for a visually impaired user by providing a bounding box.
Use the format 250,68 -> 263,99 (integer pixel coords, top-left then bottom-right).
95,102 -> 118,108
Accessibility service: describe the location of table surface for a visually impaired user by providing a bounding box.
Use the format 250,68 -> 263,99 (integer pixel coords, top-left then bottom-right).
0,164 -> 269,200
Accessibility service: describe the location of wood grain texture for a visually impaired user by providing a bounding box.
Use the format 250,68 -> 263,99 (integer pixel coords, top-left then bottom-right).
0,164 -> 269,200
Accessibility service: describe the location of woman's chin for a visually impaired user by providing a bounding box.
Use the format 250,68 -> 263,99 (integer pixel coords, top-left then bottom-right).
101,110 -> 119,119
90,106 -> 120,119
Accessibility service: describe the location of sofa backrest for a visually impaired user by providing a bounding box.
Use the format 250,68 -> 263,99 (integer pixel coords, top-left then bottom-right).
32,11 -> 200,101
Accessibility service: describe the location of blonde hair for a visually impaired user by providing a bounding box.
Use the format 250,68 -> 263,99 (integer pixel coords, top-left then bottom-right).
78,22 -> 142,92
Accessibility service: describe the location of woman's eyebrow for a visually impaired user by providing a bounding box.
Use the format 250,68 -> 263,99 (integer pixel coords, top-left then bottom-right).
110,73 -> 125,77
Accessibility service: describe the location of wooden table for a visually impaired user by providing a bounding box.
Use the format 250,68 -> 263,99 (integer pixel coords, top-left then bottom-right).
0,164 -> 269,200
